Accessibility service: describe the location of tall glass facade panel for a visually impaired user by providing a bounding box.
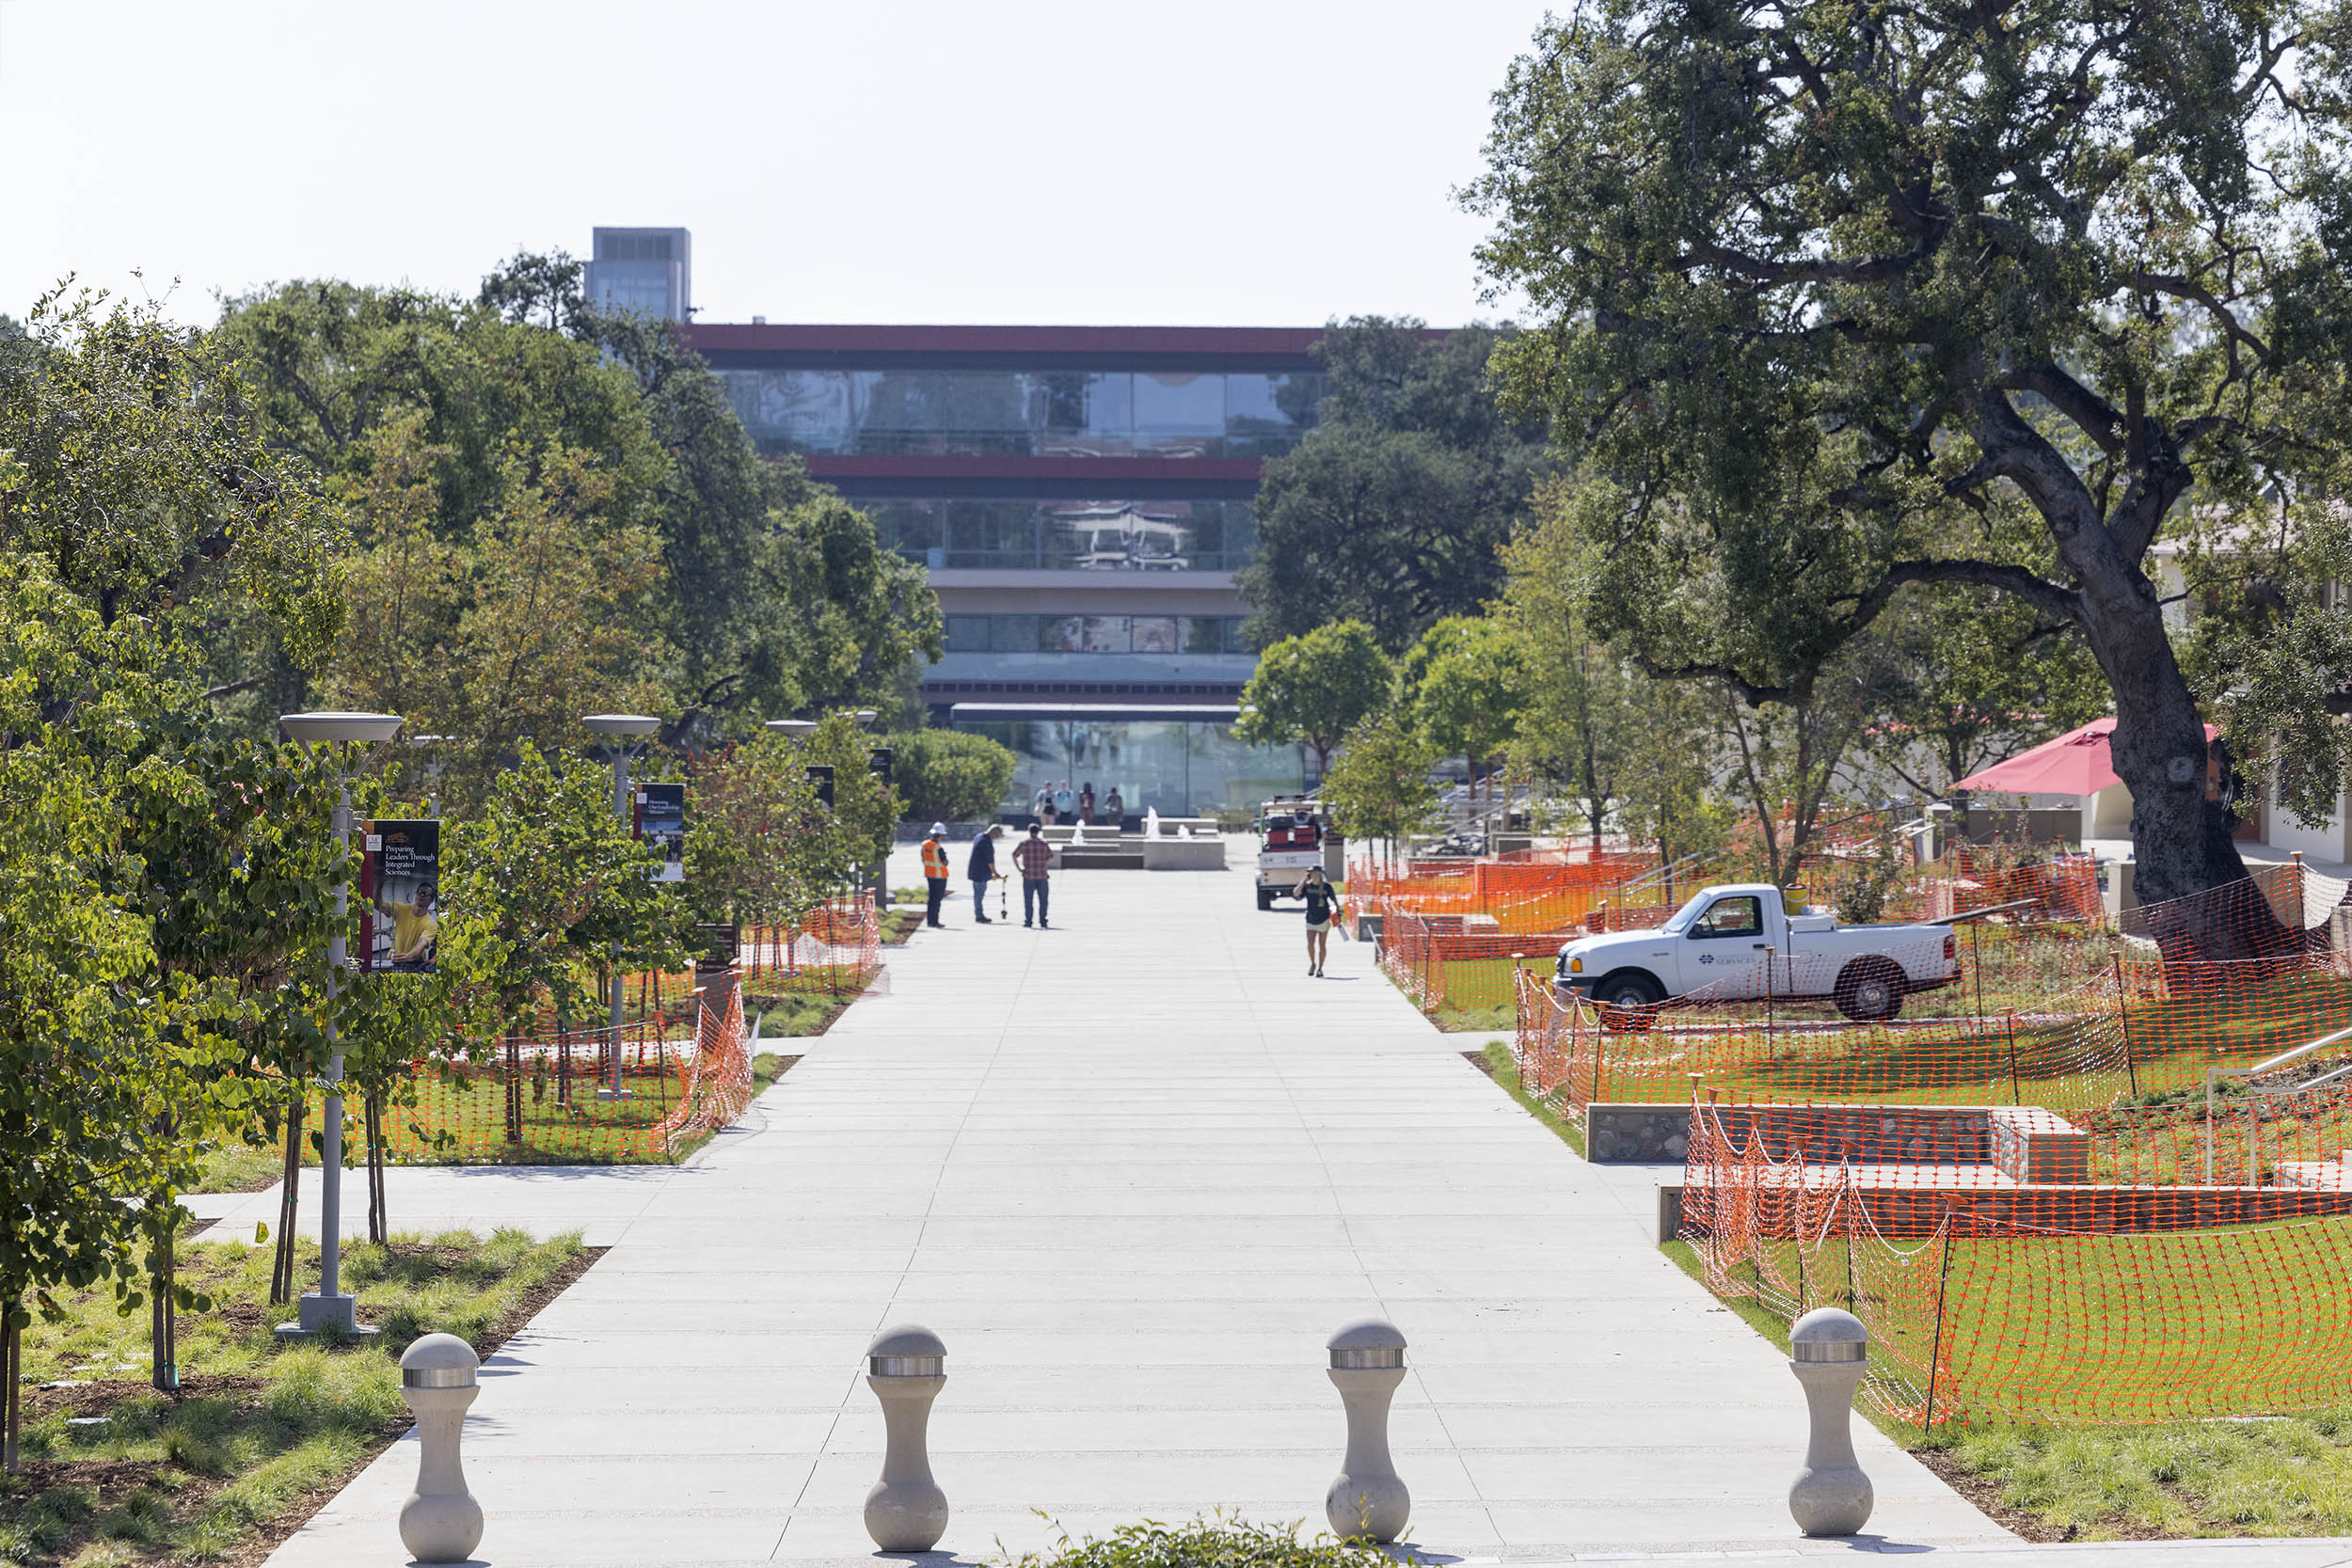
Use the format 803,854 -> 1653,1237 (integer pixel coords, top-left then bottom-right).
959,720 -> 1304,818
861,497 -> 1256,572
717,369 -> 1325,459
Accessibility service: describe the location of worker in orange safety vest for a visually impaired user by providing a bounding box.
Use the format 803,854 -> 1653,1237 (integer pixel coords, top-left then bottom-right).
919,823 -> 952,928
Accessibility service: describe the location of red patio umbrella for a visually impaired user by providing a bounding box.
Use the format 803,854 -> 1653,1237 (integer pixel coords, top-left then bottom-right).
1952,718 -> 2217,797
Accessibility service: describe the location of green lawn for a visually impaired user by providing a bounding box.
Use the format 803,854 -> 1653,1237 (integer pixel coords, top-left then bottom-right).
1663,1228 -> 2352,1540
1,1228 -> 587,1566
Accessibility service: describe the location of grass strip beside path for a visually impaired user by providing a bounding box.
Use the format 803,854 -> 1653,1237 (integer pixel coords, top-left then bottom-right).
1,1228 -> 592,1566
1469,1035 -> 2352,1544
1657,1231 -> 2352,1541
1469,1040 -> 1585,1158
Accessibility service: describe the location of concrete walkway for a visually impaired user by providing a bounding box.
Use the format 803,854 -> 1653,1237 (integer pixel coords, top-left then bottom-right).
263,844 -> 2029,1566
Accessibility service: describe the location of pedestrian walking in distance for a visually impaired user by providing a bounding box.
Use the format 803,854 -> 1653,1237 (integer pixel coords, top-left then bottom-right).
1078,782 -> 1096,824
1014,822 -> 1055,927
1298,866 -> 1343,977
968,824 -> 1003,924
919,823 -> 952,928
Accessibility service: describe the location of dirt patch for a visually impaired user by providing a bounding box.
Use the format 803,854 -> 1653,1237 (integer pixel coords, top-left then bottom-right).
1462,1050 -> 1501,1078
24,1372 -> 267,1422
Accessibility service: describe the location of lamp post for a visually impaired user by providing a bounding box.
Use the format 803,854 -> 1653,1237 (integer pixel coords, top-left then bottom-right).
584,715 -> 660,1101
276,711 -> 403,1340
765,719 -> 818,740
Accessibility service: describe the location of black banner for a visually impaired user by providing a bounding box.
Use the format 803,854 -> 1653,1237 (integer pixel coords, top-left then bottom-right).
635,782 -> 687,883
358,819 -> 439,974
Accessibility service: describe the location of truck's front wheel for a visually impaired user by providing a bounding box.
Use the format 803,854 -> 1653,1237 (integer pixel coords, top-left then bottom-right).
1833,958 -> 1904,1023
1592,971 -> 1663,1033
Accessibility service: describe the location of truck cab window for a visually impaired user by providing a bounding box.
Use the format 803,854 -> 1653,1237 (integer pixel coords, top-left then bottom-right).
1692,896 -> 1762,938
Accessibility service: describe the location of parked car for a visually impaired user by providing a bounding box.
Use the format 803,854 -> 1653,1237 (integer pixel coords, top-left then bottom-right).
1554,882 -> 1959,1023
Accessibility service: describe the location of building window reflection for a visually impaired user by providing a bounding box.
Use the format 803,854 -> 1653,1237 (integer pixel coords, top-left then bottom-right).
860,498 -> 1256,573
957,720 -> 1304,818
934,615 -> 1251,656
715,369 -> 1325,459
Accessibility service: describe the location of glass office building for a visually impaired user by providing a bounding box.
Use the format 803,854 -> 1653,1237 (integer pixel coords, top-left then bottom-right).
679,322 -> 1326,818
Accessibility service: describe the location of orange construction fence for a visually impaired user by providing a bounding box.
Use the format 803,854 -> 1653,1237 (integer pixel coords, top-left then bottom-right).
739,895 -> 883,997
1679,1094 -> 2352,1425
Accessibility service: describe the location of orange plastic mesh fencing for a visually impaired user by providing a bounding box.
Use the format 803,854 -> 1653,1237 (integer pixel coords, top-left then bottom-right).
651,982 -> 754,1156
1679,1098 -> 2352,1424
1352,847 -> 1653,934
738,895 -> 883,998
375,1011 -> 725,1164
1514,861 -> 2352,1115
1517,948 -> 2140,1115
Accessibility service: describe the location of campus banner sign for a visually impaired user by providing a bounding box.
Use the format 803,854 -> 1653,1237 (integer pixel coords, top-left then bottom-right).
636,782 -> 687,882
358,819 -> 439,974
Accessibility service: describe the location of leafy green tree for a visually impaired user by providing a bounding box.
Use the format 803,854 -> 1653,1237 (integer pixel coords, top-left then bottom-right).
1469,1 -> 2352,912
0,290 -> 345,659
682,737 -> 841,931
438,746 -> 685,1050
326,415 -> 671,801
1867,590 -> 2111,800
888,728 -> 1018,824
1497,492 -> 1651,844
480,253 -> 945,735
1320,710 -> 1439,865
801,712 -> 901,876
1235,621 -> 1394,778
1611,682 -> 1738,879
1401,616 -> 1527,811
1240,320 -> 1549,652
0,567 -> 177,1466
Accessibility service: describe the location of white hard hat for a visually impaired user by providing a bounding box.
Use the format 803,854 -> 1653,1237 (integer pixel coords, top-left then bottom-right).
930,822 -> 947,835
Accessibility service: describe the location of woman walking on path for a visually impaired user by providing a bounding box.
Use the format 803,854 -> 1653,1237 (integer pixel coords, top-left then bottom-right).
1298,866 -> 1342,977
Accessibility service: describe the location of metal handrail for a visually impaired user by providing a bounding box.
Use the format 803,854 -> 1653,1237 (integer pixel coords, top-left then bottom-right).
2204,1023 -> 2352,1183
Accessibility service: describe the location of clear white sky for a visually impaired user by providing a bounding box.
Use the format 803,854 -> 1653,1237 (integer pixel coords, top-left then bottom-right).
0,1 -> 1555,330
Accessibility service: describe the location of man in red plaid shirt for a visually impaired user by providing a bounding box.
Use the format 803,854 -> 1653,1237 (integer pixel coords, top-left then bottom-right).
1012,823 -> 1056,928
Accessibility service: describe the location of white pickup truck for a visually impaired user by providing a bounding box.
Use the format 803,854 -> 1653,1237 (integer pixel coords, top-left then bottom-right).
1555,882 -> 1958,1022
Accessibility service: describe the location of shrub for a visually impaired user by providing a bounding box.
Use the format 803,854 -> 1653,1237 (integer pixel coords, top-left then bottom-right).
887,729 -> 1016,824
1006,1518 -> 1401,1568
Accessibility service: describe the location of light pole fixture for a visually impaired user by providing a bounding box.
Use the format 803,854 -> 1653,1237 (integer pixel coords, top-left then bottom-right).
406,733 -> 451,814
853,708 -> 879,729
276,711 -> 403,1340
583,715 -> 660,1101
765,719 -> 818,739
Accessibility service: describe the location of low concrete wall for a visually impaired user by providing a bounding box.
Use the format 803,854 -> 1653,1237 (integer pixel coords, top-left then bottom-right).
1585,1102 -> 2006,1164
1142,836 -> 1227,870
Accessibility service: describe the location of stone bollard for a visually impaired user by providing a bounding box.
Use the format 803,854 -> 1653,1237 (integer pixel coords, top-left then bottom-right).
1325,1318 -> 1410,1544
1788,1307 -> 1873,1536
864,1323 -> 948,1552
398,1333 -> 483,1564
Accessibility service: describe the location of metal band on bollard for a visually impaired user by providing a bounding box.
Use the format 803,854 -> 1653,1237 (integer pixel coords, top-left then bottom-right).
397,1333 -> 485,1565
403,1364 -> 480,1389
864,1324 -> 949,1552
1788,1307 -> 1874,1537
1325,1318 -> 1411,1544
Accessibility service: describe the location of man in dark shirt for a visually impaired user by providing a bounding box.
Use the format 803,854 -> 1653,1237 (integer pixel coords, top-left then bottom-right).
967,825 -> 1002,924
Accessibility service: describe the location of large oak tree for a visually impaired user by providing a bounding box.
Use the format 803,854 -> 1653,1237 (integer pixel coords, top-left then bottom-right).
1470,0 -> 2352,913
